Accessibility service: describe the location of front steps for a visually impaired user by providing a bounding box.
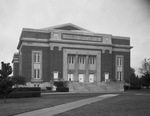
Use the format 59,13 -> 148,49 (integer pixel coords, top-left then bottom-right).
68,81 -> 124,93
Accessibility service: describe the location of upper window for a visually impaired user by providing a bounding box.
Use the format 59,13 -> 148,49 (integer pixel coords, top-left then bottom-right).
34,53 -> 41,63
116,55 -> 124,81
88,56 -> 96,64
117,57 -> 123,66
68,54 -> 75,64
32,51 -> 42,79
78,55 -> 85,64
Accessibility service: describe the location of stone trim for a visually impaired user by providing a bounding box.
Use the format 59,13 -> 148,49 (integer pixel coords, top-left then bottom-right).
20,41 -> 131,53
31,51 -> 42,80
21,37 -> 49,42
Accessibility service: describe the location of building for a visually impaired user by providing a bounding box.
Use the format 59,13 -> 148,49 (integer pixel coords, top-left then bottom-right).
12,23 -> 132,90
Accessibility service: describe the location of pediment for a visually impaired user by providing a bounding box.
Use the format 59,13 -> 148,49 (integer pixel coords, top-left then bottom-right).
42,23 -> 92,32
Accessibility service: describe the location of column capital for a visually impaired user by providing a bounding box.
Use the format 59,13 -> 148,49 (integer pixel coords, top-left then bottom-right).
102,49 -> 105,53
58,46 -> 62,51
50,46 -> 54,50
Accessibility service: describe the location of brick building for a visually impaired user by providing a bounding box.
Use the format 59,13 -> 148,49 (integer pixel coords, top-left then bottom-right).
12,23 -> 132,90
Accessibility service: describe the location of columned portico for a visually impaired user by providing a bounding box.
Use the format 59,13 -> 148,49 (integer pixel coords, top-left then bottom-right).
63,49 -> 101,83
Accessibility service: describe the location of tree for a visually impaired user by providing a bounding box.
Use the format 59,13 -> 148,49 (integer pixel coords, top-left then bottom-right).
129,67 -> 141,88
140,72 -> 150,89
139,58 -> 150,74
139,58 -> 150,88
0,62 -> 13,103
11,76 -> 26,88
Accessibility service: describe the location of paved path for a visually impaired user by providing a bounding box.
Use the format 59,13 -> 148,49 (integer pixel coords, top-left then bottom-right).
15,94 -> 119,116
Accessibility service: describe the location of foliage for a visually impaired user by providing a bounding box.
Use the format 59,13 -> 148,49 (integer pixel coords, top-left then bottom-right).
140,72 -> 150,88
139,58 -> 150,88
54,81 -> 68,87
56,87 -> 69,92
139,58 -> 150,74
0,62 -> 13,103
11,76 -> 26,88
127,67 -> 141,90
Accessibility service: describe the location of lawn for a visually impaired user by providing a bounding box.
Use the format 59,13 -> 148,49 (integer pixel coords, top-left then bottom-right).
0,93 -> 103,116
56,90 -> 150,116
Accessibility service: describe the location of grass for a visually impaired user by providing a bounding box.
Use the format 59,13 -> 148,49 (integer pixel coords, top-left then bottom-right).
0,93 -> 103,116
1,90 -> 150,116
55,89 -> 150,116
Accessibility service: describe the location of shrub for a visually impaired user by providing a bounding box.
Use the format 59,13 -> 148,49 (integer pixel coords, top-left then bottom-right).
56,87 -> 69,92
46,87 -> 52,90
13,87 -> 41,92
54,81 -> 64,87
129,86 -> 141,90
0,87 -> 41,99
54,81 -> 68,87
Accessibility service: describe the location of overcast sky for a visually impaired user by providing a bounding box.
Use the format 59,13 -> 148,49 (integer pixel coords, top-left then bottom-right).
0,0 -> 150,75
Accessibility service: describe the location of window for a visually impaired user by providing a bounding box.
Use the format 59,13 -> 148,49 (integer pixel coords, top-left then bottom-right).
88,56 -> 96,64
117,71 -> 122,81
117,57 -> 122,66
34,84 -> 40,87
34,53 -> 41,63
78,55 -> 85,64
116,55 -> 123,81
34,69 -> 40,79
32,51 -> 42,79
68,55 -> 75,64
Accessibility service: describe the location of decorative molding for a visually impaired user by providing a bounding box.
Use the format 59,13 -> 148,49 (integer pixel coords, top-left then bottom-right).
51,32 -> 61,40
113,48 -> 130,52
21,37 -> 49,42
102,49 -> 105,53
13,61 -> 19,63
20,41 -> 130,53
62,34 -> 102,42
58,46 -> 62,51
50,46 -> 54,50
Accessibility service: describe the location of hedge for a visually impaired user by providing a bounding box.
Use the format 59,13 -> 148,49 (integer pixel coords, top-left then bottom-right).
0,87 -> 41,99
54,81 -> 68,87
129,86 -> 141,90
12,87 -> 41,92
56,87 -> 69,92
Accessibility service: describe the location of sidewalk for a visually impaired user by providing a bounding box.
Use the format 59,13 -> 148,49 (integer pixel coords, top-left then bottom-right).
15,94 -> 119,116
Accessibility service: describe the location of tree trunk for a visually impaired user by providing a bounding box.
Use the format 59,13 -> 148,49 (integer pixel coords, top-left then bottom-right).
4,96 -> 7,103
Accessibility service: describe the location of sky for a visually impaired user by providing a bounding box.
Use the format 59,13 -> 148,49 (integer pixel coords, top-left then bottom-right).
0,0 -> 150,75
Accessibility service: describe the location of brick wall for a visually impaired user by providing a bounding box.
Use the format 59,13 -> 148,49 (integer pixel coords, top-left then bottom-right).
21,46 -> 51,82
21,31 -> 50,39
50,47 -> 63,79
13,62 -> 19,76
112,51 -> 130,82
101,50 -> 112,81
112,38 -> 130,45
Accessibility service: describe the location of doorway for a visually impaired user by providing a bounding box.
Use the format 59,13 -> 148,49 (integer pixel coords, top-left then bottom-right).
79,74 -> 84,82
68,73 -> 73,81
89,74 -> 94,83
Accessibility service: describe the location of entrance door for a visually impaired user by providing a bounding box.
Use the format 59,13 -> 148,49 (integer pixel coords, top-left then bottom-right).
89,74 -> 94,83
105,73 -> 109,82
53,71 -> 58,80
79,74 -> 84,82
68,73 -> 73,81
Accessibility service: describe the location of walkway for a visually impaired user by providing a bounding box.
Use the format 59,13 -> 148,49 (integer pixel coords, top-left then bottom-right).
15,94 -> 119,116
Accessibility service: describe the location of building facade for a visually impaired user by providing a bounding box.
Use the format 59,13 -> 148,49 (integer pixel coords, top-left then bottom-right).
12,23 -> 132,89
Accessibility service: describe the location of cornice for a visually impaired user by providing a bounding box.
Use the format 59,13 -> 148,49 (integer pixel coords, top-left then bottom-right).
112,35 -> 130,40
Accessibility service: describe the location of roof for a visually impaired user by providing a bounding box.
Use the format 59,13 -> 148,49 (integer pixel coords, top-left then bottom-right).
41,23 -> 93,33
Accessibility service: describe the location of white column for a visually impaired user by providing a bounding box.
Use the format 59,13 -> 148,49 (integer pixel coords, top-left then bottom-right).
85,55 -> 89,82
75,54 -> 78,81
